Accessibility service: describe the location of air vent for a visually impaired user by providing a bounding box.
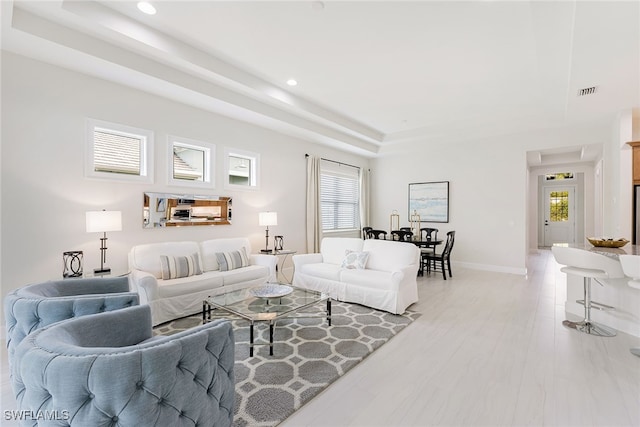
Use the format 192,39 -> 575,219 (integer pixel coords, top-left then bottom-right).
578,86 -> 598,96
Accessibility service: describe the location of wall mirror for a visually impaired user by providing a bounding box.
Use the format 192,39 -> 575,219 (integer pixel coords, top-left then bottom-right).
143,192 -> 232,228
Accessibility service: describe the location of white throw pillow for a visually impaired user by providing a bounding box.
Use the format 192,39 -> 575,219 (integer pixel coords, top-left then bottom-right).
160,253 -> 202,280
341,250 -> 370,269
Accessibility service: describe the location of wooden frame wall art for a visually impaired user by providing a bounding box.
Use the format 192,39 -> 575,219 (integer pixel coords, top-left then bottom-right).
408,181 -> 449,223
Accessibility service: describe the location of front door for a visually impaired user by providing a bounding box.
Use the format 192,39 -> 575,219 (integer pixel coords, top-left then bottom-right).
543,186 -> 576,246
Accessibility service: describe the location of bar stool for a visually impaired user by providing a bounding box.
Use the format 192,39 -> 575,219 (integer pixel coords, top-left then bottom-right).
618,255 -> 640,357
552,246 -> 624,337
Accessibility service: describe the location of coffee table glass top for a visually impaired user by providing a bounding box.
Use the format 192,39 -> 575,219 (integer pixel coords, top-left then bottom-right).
205,284 -> 328,321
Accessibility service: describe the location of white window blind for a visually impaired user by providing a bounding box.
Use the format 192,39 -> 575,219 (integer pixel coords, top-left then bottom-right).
93,128 -> 143,175
86,119 -> 153,183
320,160 -> 360,231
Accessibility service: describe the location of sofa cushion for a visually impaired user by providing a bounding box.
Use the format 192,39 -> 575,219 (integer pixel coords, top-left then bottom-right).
297,262 -> 342,282
320,238 -> 364,265
340,268 -> 400,291
160,253 -> 202,279
200,238 -> 252,272
216,248 -> 249,271
219,265 -> 270,286
157,272 -> 224,299
362,239 -> 419,271
341,250 -> 370,269
129,241 -> 201,279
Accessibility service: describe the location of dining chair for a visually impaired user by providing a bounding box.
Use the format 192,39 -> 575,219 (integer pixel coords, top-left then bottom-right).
367,229 -> 388,240
391,230 -> 413,242
362,226 -> 373,239
418,228 -> 438,275
425,231 -> 455,280
420,227 -> 439,241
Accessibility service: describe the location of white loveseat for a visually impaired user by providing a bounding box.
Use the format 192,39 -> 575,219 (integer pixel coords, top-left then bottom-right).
292,237 -> 420,314
128,237 -> 276,325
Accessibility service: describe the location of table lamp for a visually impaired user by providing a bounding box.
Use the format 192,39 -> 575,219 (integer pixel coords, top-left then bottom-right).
86,210 -> 122,274
259,211 -> 277,253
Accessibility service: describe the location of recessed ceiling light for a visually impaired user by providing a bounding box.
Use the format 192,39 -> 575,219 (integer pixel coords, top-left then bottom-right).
137,2 -> 156,15
287,79 -> 298,86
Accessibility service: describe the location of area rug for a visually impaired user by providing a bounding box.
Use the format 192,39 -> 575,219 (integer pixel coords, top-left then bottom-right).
153,301 -> 420,427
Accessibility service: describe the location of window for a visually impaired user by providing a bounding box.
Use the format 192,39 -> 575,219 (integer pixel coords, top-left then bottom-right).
545,172 -> 574,181
224,147 -> 259,190
168,136 -> 214,188
320,160 -> 360,231
85,119 -> 153,183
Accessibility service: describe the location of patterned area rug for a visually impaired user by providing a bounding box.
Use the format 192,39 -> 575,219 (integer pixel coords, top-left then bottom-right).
154,301 -> 420,427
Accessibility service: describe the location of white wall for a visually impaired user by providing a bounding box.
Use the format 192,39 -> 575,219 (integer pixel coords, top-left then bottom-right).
0,52 -> 369,298
372,122 -> 614,275
1,51 -> 629,295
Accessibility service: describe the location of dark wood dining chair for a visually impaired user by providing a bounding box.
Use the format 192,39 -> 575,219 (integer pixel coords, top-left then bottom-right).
420,227 -> 438,241
418,227 -> 439,275
391,230 -> 413,242
367,229 -> 388,240
425,231 -> 455,280
362,227 -> 373,239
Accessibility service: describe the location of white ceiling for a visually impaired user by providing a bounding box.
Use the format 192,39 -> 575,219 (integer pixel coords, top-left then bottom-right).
2,0 -> 639,160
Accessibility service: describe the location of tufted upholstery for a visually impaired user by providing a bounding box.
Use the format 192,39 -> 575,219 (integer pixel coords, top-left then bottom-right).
11,305 -> 235,427
4,276 -> 139,368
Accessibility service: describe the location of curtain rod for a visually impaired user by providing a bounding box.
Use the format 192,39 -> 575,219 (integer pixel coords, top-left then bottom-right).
305,154 -> 360,170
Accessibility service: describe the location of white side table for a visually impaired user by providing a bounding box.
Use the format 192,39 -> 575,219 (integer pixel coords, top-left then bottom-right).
273,250 -> 296,284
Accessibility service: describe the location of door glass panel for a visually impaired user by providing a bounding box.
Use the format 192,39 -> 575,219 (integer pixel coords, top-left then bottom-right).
549,191 -> 569,222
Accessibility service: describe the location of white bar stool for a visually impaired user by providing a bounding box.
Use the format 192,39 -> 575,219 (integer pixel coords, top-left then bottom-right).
618,254 -> 640,357
552,246 -> 624,337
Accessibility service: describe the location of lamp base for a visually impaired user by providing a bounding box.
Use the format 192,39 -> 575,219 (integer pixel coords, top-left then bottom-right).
260,249 -> 273,254
93,267 -> 111,275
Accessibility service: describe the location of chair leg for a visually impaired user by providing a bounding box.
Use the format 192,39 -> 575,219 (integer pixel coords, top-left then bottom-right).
562,277 -> 616,337
441,258 -> 446,280
447,259 -> 452,278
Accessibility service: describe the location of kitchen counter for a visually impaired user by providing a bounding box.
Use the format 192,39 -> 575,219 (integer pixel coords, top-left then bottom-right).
555,243 -> 640,337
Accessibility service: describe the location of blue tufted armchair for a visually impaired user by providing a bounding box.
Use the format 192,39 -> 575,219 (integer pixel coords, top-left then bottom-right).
4,276 -> 139,367
11,305 -> 235,427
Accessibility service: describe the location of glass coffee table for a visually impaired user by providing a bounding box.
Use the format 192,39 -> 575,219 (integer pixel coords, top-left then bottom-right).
203,284 -> 331,356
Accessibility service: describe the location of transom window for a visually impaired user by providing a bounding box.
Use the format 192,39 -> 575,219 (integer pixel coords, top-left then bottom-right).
224,147 -> 259,190
168,136 -> 214,188
545,172 -> 574,181
85,119 -> 153,183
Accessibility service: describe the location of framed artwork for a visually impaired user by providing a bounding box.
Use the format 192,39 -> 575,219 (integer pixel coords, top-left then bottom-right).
408,181 -> 449,223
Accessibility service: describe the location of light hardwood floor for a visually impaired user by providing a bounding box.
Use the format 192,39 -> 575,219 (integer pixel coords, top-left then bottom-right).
281,250 -> 640,427
2,250 -> 639,426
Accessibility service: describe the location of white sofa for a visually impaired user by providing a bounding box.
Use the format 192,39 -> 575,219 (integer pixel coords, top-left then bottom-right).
128,237 -> 276,325
292,237 -> 420,314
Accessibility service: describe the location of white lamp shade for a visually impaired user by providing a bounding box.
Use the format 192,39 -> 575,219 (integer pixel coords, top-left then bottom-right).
86,211 -> 122,233
258,211 -> 278,227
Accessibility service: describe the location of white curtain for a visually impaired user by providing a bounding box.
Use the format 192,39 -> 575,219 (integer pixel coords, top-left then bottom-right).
305,155 -> 322,253
359,168 -> 370,237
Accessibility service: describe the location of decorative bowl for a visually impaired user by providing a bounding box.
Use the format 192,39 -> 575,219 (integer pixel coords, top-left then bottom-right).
249,284 -> 293,298
586,237 -> 630,248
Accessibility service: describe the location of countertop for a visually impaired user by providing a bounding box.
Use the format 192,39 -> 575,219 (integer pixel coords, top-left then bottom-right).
559,242 -> 640,257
